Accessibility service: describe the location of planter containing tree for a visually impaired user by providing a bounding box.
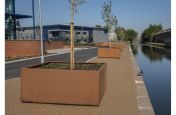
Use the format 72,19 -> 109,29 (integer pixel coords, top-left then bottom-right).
103,42 -> 124,51
21,0 -> 107,106
96,43 -> 122,58
98,48 -> 121,59
21,62 -> 107,105
95,42 -> 104,47
111,43 -> 124,51
97,0 -> 121,59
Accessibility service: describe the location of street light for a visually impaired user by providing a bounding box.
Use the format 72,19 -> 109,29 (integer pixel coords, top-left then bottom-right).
32,0 -> 36,39
38,0 -> 44,63
81,26 -> 83,43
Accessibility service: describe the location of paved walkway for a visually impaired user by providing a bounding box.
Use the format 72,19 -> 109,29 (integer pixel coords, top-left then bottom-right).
5,45 -> 153,115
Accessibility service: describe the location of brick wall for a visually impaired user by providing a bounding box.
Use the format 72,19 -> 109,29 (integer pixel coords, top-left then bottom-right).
5,40 -> 64,57
44,41 -> 64,50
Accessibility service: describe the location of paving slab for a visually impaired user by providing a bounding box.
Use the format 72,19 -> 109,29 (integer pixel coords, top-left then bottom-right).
5,45 -> 147,115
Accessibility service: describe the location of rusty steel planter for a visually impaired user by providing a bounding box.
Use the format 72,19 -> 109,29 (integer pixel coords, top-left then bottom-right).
98,48 -> 121,59
95,42 -> 104,47
112,44 -> 124,51
21,62 -> 107,106
96,42 -> 125,51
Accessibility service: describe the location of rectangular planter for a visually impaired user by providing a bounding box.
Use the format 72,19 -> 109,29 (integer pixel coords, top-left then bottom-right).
95,42 -> 104,47
96,42 -> 125,51
114,43 -> 126,48
98,47 -> 121,59
112,44 -> 124,51
21,62 -> 107,106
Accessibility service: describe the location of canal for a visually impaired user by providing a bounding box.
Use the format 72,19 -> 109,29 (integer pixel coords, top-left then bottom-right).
131,44 -> 171,115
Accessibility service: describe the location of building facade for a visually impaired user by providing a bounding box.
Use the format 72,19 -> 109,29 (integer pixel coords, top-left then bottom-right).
152,28 -> 171,45
5,0 -> 32,39
16,24 -> 108,43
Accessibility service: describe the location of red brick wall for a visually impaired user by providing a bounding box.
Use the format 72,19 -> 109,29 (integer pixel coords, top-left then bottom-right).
5,40 -> 64,57
44,41 -> 64,50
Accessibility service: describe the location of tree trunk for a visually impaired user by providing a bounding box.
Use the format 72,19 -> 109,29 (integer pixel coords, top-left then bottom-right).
70,22 -> 75,69
108,30 -> 112,48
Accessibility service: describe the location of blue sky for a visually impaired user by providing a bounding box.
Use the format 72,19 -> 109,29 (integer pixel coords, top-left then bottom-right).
15,0 -> 171,35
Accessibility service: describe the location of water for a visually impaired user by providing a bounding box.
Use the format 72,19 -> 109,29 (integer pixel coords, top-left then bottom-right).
131,44 -> 171,115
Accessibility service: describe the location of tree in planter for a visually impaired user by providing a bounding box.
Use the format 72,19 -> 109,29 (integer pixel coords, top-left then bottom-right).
115,26 -> 125,42
68,0 -> 86,69
102,0 -> 118,47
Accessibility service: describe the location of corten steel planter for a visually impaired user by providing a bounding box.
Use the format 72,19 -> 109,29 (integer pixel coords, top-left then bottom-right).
98,48 -> 121,59
111,44 -> 124,51
114,43 -> 126,48
96,42 -> 125,51
106,43 -> 125,51
96,42 -> 110,47
95,42 -> 104,47
21,62 -> 107,106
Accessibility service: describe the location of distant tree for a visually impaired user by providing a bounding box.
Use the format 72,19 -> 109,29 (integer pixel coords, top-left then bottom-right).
125,29 -> 138,42
141,24 -> 163,43
16,20 -> 21,39
68,0 -> 86,69
16,20 -> 21,29
115,27 -> 125,41
103,25 -> 109,31
95,25 -> 102,28
5,18 -> 15,39
102,0 -> 118,45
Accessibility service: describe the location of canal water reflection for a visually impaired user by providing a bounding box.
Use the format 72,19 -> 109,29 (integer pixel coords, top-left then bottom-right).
131,44 -> 171,115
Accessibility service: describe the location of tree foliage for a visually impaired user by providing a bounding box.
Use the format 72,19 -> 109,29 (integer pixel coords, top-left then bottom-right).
68,0 -> 86,14
141,24 -> 163,43
102,0 -> 118,32
95,25 -> 102,28
115,27 -> 125,41
115,27 -> 138,42
125,29 -> 138,42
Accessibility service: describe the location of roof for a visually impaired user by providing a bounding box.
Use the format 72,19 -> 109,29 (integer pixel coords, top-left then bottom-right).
5,12 -> 32,19
154,28 -> 171,36
21,24 -> 106,31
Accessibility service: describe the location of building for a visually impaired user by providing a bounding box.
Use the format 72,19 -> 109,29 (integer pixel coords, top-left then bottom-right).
108,32 -> 117,42
16,24 -> 109,43
152,28 -> 171,45
5,0 -> 32,39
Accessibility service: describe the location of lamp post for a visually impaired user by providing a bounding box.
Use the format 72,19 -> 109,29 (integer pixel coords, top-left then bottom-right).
38,0 -> 44,63
81,26 -> 83,43
32,0 -> 36,39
